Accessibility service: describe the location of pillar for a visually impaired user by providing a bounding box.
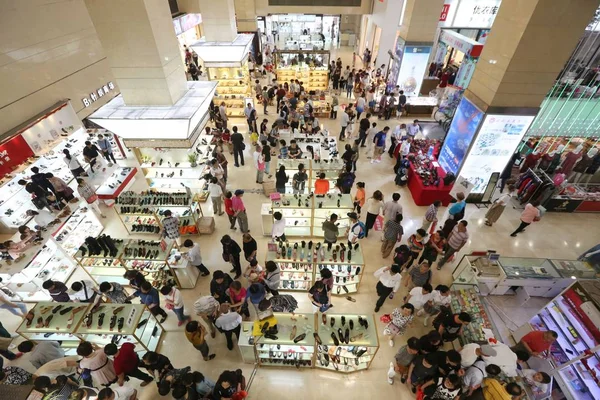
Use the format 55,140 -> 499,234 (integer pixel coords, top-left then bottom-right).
234,0 -> 258,32
398,0 -> 446,43
199,0 -> 238,42
84,0 -> 187,106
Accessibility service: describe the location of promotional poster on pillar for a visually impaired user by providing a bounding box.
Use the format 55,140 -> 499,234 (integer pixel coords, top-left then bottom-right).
438,97 -> 484,175
396,45 -> 431,97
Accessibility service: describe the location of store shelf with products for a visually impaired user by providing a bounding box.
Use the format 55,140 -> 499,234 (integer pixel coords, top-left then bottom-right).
75,234 -> 128,285
265,241 -> 315,292
271,193 -> 314,238
16,302 -> 90,355
317,243 -> 364,296
75,303 -> 164,354
277,132 -> 340,161
95,167 -> 137,203
315,313 -> 379,373
209,65 -> 252,118
121,239 -> 180,288
274,66 -> 329,92
53,207 -> 104,257
312,194 -> 353,238
448,286 -> 496,345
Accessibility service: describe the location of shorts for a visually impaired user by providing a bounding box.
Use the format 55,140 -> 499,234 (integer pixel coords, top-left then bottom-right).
375,146 -> 384,155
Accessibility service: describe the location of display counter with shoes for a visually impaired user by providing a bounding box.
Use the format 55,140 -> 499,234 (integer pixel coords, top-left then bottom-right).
53,206 -> 104,257
75,234 -> 128,286
312,194 -> 353,238
17,302 -> 91,355
448,286 -> 496,346
274,49 -> 330,92
121,239 -> 182,289
271,193 -> 314,237
317,243 -> 364,296
315,313 -> 379,373
75,303 -> 164,354
265,241 -> 315,292
95,167 -> 137,204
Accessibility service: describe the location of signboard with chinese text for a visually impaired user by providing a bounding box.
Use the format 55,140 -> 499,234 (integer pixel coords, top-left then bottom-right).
453,0 -> 501,28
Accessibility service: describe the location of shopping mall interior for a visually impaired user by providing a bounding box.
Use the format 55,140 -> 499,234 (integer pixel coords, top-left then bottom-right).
1,0 -> 600,399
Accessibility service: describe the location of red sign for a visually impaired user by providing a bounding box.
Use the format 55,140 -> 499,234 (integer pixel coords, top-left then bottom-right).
440,4 -> 451,21
0,135 -> 35,177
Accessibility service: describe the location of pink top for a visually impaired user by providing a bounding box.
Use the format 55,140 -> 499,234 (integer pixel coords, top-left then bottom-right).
521,203 -> 541,223
553,173 -> 566,186
232,196 -> 245,212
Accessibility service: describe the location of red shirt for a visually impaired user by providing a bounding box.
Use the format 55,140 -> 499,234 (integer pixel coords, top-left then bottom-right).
224,198 -> 234,216
113,343 -> 139,375
521,330 -> 552,353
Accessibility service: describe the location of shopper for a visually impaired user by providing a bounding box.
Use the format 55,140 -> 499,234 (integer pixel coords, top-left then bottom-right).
314,173 -> 330,195
0,363 -> 32,385
221,235 -> 242,278
419,230 -> 446,267
407,353 -> 438,394
77,341 -> 116,386
83,141 -> 102,173
160,285 -> 190,326
33,375 -> 78,398
463,363 -> 502,397
141,351 -> 174,383
510,200 -> 542,237
224,192 -> 237,230
134,281 -> 168,323
45,173 -> 76,204
358,112 -> 371,146
208,177 -> 224,216
322,214 -> 339,249
383,193 -> 403,224
383,303 -> 415,347
219,102 -> 229,130
104,343 -> 152,387
41,279 -> 70,302
0,288 -> 27,317
485,185 -> 516,226
364,190 -> 384,238
213,147 -> 229,183
161,210 -> 180,242
346,212 -> 365,248
243,259 -> 262,284
407,120 -> 421,138
338,164 -> 356,194
372,126 -> 389,163
339,106 -> 352,141
308,281 -> 331,313
184,320 -> 216,361
262,260 -> 281,296
353,181 -> 366,215
25,209 -> 60,230
0,321 -> 22,361
182,239 -> 209,276
69,279 -> 100,304
387,337 -> 420,385
230,126 -> 245,167
227,280 -> 250,320
405,284 -> 434,316
212,370 -> 246,400
381,214 -> 404,258
271,211 -> 286,242
448,192 -> 466,220
253,144 -> 265,184
99,281 -> 129,304
215,304 -> 242,351
261,140 -> 272,177
76,178 -> 106,218
422,200 -> 441,232
209,158 -> 226,192
406,229 -> 428,269
292,164 -> 308,194
421,373 -> 462,400
421,284 -> 451,326
373,264 -> 402,312
418,331 -> 443,354
232,190 -> 249,233
433,311 -> 472,342
97,134 -> 117,166
63,149 -> 87,178
288,140 -> 303,159
437,220 -> 469,270
275,165 -> 288,193
17,341 -> 64,369
97,387 -> 137,400
20,180 -> 54,213
511,329 -> 558,358
245,283 -> 266,316
404,261 -> 432,291
210,270 -> 233,304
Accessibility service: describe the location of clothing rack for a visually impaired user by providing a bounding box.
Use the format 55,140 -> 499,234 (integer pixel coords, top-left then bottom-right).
512,168 -> 555,209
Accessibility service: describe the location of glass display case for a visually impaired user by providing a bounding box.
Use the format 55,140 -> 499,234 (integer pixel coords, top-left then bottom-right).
265,241 -> 314,292
121,239 -> 183,289
449,287 -> 495,345
210,65 -> 252,118
271,194 -> 313,237
315,313 -> 379,373
312,194 -> 353,239
75,303 -> 164,354
75,235 -> 128,286
17,302 -> 90,355
317,242 -> 364,296
274,50 -> 330,92
53,207 -> 104,257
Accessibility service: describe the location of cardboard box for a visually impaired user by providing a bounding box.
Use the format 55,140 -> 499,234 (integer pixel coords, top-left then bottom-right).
262,180 -> 276,197
196,217 -> 215,234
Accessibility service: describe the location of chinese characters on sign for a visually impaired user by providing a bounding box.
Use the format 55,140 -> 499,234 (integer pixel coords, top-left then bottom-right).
82,82 -> 115,107
453,0 -> 501,28
472,5 -> 499,15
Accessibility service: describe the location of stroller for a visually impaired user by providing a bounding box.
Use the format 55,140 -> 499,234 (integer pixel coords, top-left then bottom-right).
394,158 -> 410,186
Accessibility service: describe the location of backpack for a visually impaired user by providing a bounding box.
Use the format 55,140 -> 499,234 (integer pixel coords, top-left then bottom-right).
340,172 -> 355,189
352,221 -> 366,239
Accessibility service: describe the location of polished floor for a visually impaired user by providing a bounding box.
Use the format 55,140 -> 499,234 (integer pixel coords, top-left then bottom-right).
2,48 -> 600,399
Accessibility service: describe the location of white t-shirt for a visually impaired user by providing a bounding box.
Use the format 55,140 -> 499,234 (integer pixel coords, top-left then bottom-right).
432,290 -> 451,307
356,97 -> 366,109
272,218 -> 286,238
113,385 -> 135,400
407,287 -> 433,310
253,151 -> 263,169
33,210 -> 56,227
347,222 -> 363,243
522,369 -> 549,393
460,343 -> 481,368
483,342 -> 518,377
165,287 -> 184,309
496,193 -> 513,206
34,355 -> 79,379
208,182 -> 223,197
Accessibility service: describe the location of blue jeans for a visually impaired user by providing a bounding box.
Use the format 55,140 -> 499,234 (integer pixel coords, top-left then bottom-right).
0,302 -> 27,316
172,306 -> 188,322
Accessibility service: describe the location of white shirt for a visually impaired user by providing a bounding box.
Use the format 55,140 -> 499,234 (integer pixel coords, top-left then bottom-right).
341,112 -> 350,127
34,355 -> 79,379
432,290 -> 451,307
407,287 -> 433,310
215,311 -> 242,331
407,124 -> 421,136
483,342 -> 518,377
460,343 -> 481,368
366,127 -> 377,142
64,156 -> 82,170
272,218 -> 286,238
164,287 -> 184,308
32,209 -> 56,227
365,198 -> 383,215
356,97 -> 366,109
112,385 -> 136,400
495,192 -> 513,206
253,151 -> 263,169
373,267 -> 402,292
186,243 -> 203,266
69,280 -> 97,302
208,182 -> 223,197
401,141 -> 411,156
210,165 -> 224,179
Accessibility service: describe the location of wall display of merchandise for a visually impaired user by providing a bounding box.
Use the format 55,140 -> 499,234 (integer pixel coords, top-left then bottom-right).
115,191 -> 205,237
238,313 -> 316,368
274,50 -> 330,92
209,66 -> 252,118
277,133 -> 340,161
264,193 -> 353,238
265,14 -> 337,49
135,134 -> 215,192
264,239 -> 364,295
513,280 -> 600,400
290,95 -> 332,119
16,302 -> 164,356
238,313 -> 379,373
0,127 -> 123,232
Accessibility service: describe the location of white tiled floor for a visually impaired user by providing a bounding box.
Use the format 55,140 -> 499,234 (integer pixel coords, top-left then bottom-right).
2,47 -> 600,399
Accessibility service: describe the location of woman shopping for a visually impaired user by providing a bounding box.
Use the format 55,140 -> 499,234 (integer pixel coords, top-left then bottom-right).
364,190 -> 384,238
76,178 -> 106,218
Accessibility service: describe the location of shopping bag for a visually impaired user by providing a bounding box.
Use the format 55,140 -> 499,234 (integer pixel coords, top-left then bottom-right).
415,386 -> 425,400
379,314 -> 392,323
374,215 -> 384,231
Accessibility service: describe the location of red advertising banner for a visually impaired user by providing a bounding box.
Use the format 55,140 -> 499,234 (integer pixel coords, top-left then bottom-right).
0,135 -> 35,177
440,4 -> 451,21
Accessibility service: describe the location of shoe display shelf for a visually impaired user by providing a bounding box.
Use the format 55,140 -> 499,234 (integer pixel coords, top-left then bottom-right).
274,66 -> 329,92
270,193 -> 314,237
277,133 -> 340,161
272,159 -> 308,195
75,303 -> 165,355
317,242 -> 364,296
312,193 -> 353,238
209,66 -> 253,118
238,313 -> 316,368
53,206 -> 104,257
315,313 -> 379,373
265,241 -> 316,292
95,167 -> 138,206
16,302 -> 91,355
74,234 -> 129,286
115,191 -> 204,236
294,98 -> 331,119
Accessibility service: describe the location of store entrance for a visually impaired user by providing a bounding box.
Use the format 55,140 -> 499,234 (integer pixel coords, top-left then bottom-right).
264,14 -> 340,50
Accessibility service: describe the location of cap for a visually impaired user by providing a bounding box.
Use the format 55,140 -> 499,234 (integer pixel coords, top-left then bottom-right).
234,189 -> 244,195
347,212 -> 358,220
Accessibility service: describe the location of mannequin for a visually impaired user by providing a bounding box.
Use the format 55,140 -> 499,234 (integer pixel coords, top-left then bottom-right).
520,148 -> 542,173
539,145 -> 563,174
582,147 -> 600,184
572,147 -> 596,183
562,144 -> 583,177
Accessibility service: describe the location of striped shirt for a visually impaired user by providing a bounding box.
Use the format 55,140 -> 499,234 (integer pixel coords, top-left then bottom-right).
424,204 -> 438,222
448,226 -> 469,250
408,234 -> 425,253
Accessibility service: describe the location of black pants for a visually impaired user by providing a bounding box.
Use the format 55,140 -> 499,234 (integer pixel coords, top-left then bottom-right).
231,254 -> 242,277
265,286 -> 279,297
511,220 -> 530,236
375,281 -> 393,310
149,305 -> 168,320
354,201 -> 362,214
330,109 -> 337,119
227,214 -> 237,229
388,138 -> 397,157
126,366 -> 153,383
406,251 -> 420,269
499,178 -> 508,193
233,146 -> 244,166
358,130 -> 367,146
102,151 -> 117,164
276,96 -> 284,109
194,263 -> 210,275
365,212 -> 378,237
339,126 -> 347,140
223,325 -> 242,350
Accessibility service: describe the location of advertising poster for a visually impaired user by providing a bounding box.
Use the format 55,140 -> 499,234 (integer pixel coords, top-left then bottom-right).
438,97 -> 484,175
458,114 -> 535,193
386,37 -> 405,92
454,55 -> 478,89
396,46 -> 431,97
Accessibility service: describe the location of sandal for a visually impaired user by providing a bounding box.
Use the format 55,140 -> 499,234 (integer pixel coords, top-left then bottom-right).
345,296 -> 356,302
97,313 -> 105,329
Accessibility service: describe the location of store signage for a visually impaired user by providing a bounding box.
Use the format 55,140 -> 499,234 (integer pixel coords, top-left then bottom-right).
82,82 -> 115,107
440,4 -> 451,21
396,46 -> 431,97
458,113 -> 535,193
438,97 -> 484,175
439,30 -> 483,57
453,0 -> 501,28
454,55 -> 477,89
0,135 -> 35,177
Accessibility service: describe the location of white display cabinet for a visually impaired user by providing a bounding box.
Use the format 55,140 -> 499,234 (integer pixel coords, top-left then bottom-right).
312,194 -> 353,238
265,241 -> 315,292
271,194 -> 313,237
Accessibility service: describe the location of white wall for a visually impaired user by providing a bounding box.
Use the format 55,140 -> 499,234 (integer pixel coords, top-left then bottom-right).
367,0 -> 404,62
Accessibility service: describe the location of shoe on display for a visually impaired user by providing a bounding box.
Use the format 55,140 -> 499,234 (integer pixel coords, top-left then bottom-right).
389,339 -> 394,347
330,332 -> 339,346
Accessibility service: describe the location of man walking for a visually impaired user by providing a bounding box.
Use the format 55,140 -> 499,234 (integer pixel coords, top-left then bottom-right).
215,304 -> 242,351
422,200 -> 441,232
230,127 -> 245,167
358,113 -> 371,147
184,320 -> 216,361
219,102 -> 228,130
339,105 -> 353,141
97,134 -> 117,166
373,264 -> 402,312
437,220 -> 469,270
104,343 -> 153,387
383,193 -> 403,224
232,190 -> 249,233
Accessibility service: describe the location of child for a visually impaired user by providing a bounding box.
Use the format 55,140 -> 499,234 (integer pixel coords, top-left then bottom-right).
243,259 -> 264,283
522,369 -> 551,394
221,129 -> 233,155
250,131 -> 259,147
279,139 -> 288,159
353,182 -> 366,215
387,336 -> 420,385
383,303 -> 415,347
160,285 -> 190,326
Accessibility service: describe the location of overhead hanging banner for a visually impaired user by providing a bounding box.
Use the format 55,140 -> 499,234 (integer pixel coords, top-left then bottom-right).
458,113 -> 536,193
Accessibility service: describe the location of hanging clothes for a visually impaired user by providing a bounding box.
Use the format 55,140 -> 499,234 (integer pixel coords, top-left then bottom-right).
546,153 -> 561,174
585,153 -> 600,175
538,153 -> 554,170
573,154 -> 593,173
520,153 -> 541,173
561,151 -> 582,176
